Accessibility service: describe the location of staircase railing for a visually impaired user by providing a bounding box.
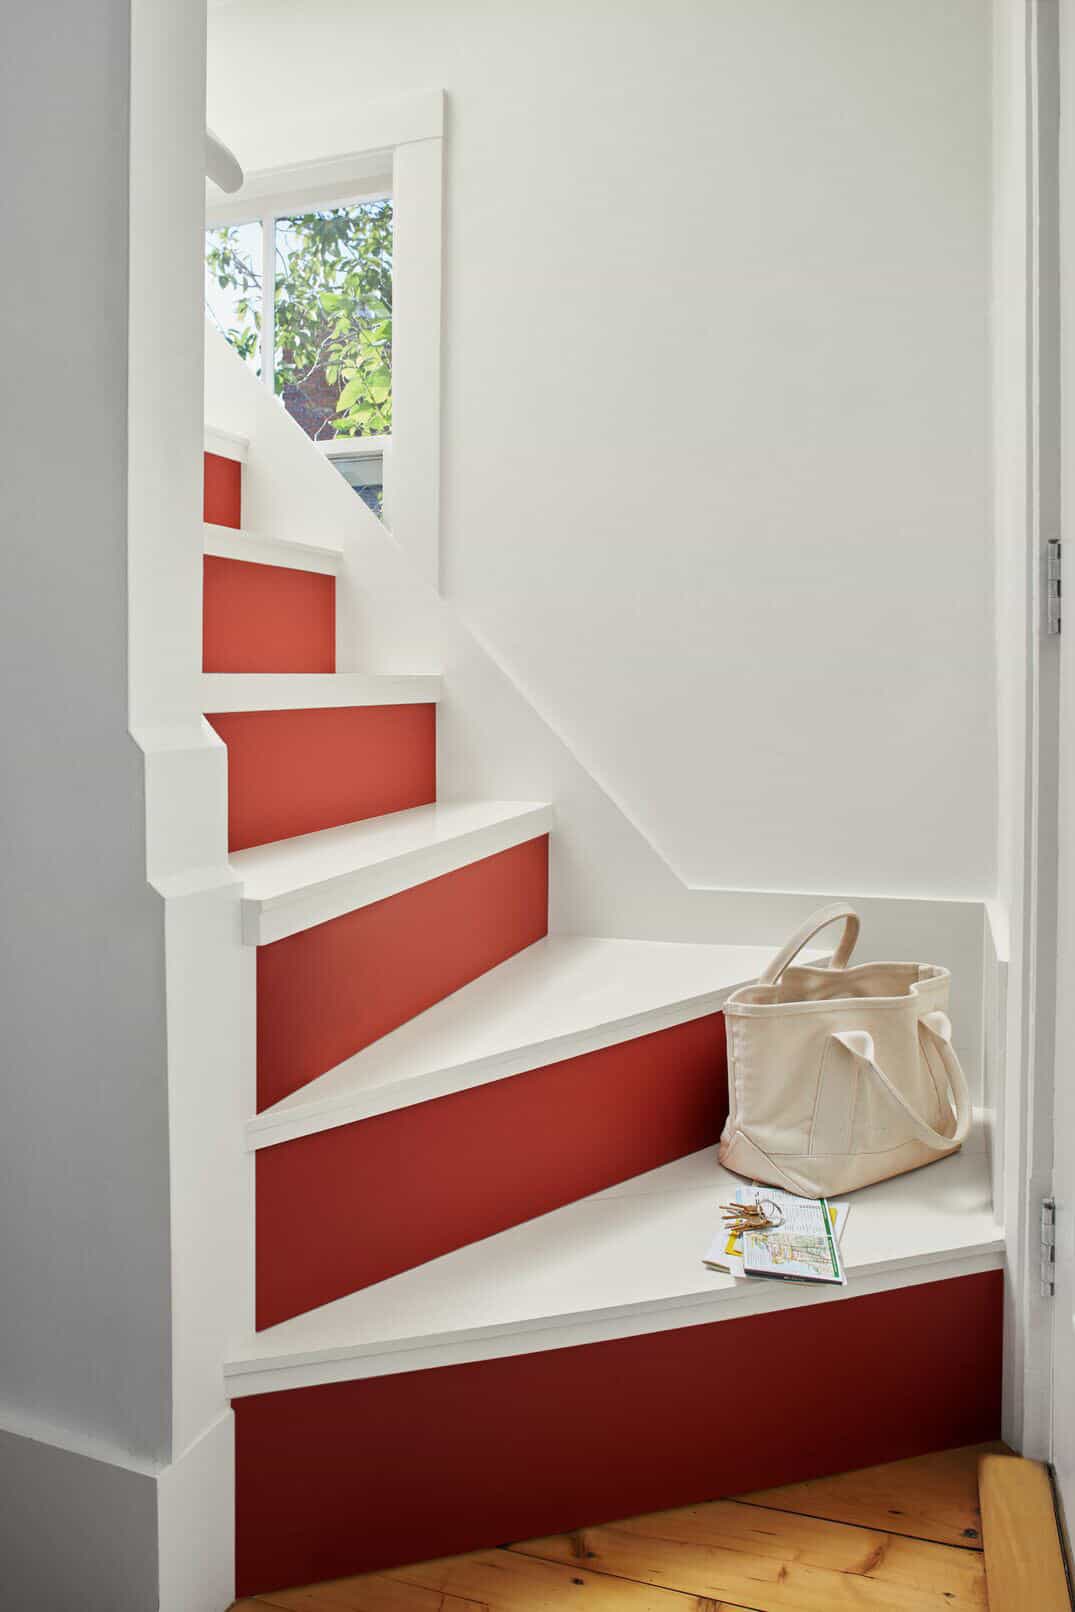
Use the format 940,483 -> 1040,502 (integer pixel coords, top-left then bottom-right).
206,128 -> 243,194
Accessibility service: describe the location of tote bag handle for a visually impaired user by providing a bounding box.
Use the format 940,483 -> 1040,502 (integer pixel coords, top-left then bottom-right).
761,902 -> 861,986
830,1012 -> 972,1151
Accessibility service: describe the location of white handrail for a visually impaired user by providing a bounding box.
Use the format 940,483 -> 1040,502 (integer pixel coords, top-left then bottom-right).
206,128 -> 243,194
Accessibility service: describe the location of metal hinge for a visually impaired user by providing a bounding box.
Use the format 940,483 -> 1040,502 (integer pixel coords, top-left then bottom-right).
1041,1197 -> 1057,1298
1047,540 -> 1062,635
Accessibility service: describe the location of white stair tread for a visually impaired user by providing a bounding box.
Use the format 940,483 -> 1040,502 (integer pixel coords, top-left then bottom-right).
202,672 -> 441,712
204,521 -> 342,575
249,935 -> 782,1148
205,424 -> 249,461
225,1126 -> 1000,1397
234,799 -> 553,945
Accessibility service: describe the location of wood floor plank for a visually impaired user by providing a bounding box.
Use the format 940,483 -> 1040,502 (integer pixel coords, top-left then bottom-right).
385,1547 -> 754,1610
232,1550 -> 759,1611
978,1453 -> 1071,1611
511,1497 -> 988,1612
249,1573 -> 487,1610
736,1442 -> 1008,1548
249,1577 -> 487,1611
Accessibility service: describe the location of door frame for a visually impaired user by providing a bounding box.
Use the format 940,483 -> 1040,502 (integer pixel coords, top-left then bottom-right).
994,0 -> 1062,1461
1049,0 -> 1075,1543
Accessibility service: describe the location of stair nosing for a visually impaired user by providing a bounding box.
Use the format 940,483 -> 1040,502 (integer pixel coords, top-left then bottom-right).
204,520 -> 342,574
204,425 -> 249,462
201,671 -> 442,712
226,1249 -> 1007,1397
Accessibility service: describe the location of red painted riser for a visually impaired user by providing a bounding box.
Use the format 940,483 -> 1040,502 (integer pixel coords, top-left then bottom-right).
234,1269 -> 1003,1597
205,704 -> 436,852
256,1011 -> 726,1328
256,836 -> 550,1112
203,556 -> 336,675
204,449 -> 242,528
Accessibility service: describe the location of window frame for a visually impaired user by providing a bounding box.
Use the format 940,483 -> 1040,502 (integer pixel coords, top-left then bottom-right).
204,91 -> 444,582
206,170 -> 392,416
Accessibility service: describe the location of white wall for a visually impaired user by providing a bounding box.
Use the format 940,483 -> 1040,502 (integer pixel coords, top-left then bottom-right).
0,0 -> 172,1467
207,320 -> 988,1077
209,0 -> 995,900
1,2 -> 239,1605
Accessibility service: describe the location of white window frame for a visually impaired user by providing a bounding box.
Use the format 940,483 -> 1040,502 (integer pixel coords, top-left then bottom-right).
318,435 -> 389,462
204,91 -> 444,583
319,434 -> 389,515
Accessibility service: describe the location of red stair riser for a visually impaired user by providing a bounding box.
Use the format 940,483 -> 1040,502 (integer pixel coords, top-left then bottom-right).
255,1011 -> 726,1328
234,1269 -> 1003,1597
205,704 -> 436,852
204,449 -> 242,528
255,836 -> 550,1111
203,556 -> 336,675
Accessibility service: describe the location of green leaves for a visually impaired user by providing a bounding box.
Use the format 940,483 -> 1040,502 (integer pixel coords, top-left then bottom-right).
274,201 -> 393,436
366,367 -> 391,405
336,376 -> 366,410
205,200 -> 393,439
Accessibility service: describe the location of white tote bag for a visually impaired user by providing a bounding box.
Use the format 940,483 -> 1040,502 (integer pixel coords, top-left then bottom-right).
719,903 -> 972,1198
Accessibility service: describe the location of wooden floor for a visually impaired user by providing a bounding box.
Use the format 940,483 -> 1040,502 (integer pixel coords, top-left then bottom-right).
232,1442 -> 1010,1611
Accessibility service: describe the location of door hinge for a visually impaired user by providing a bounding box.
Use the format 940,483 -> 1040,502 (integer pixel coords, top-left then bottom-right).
1041,1197 -> 1057,1298
1047,540 -> 1062,635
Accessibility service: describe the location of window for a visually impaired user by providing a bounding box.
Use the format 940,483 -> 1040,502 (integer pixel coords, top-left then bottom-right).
205,195 -> 392,512
319,437 -> 386,517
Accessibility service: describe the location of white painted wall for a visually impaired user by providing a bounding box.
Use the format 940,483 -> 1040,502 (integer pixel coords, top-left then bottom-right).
1,2 -> 238,1604
209,0 -> 995,900
0,0 -> 171,1465
0,0 -> 173,1600
207,325 -> 988,1078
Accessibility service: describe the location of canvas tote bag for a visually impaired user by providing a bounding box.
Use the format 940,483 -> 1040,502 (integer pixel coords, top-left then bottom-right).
719,903 -> 972,1197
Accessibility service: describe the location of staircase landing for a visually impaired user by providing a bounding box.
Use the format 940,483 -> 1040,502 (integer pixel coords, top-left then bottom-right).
227,1123 -> 1000,1398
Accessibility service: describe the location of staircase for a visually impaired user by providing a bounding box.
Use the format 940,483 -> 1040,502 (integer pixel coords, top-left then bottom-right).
202,436 -> 753,1323
201,408 -> 1005,1600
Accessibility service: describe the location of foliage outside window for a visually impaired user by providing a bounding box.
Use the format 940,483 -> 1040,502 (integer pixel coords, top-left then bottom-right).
205,199 -> 392,442
204,219 -> 261,371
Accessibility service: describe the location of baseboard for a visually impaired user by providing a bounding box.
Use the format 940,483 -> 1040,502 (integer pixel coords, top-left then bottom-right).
0,1422 -> 159,1612
0,1410 -> 235,1612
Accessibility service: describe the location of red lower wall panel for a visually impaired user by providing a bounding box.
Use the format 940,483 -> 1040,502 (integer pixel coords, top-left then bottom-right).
256,836 -> 550,1111
256,1011 -> 726,1327
234,1269 -> 1003,1597
205,703 -> 436,851
204,450 -> 242,528
203,556 -> 336,674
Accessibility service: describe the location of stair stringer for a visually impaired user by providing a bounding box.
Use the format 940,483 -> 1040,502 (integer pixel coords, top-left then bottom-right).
205,325 -> 985,1068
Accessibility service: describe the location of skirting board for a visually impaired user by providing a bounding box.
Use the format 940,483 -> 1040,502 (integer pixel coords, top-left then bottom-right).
0,1423 -> 159,1612
234,1269 -> 1003,1597
0,1411 -> 235,1612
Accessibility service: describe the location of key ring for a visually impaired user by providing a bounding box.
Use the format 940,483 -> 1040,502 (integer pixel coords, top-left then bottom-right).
719,1195 -> 785,1234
